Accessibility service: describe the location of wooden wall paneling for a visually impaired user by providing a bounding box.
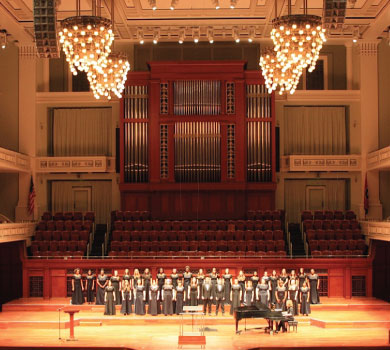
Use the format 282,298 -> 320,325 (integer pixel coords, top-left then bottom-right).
50,269 -> 67,298
149,80 -> 160,184
234,79 -> 246,183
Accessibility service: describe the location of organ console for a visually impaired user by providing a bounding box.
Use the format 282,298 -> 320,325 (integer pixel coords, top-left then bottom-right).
119,61 -> 276,219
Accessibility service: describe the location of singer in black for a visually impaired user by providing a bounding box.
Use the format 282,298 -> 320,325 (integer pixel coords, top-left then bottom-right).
222,268 -> 232,304
156,268 -> 166,302
162,279 -> 174,316
85,269 -> 95,304
71,268 -> 84,305
175,280 -> 185,315
120,280 -> 132,315
111,270 -> 121,305
104,280 -> 116,315
215,278 -> 225,316
96,269 -> 108,305
202,277 -> 213,315
142,268 -> 152,303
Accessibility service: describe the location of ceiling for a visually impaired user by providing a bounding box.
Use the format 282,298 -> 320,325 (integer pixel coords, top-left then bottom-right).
0,0 -> 389,44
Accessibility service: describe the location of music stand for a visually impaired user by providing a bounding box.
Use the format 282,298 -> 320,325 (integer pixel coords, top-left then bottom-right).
63,307 -> 80,341
179,306 -> 205,349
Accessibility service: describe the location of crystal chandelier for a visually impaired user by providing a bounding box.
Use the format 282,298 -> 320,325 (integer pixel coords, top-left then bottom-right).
87,53 -> 130,99
58,1 -> 114,75
260,0 -> 326,94
260,50 -> 302,94
87,0 -> 130,100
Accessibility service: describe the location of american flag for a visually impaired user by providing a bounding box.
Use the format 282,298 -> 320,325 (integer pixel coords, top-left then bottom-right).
364,174 -> 369,216
28,176 -> 36,215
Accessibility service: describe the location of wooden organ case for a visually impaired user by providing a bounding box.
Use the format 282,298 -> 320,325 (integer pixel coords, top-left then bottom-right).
119,61 -> 276,219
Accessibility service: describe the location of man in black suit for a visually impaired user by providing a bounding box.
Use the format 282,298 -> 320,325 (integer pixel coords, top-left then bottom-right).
202,277 -> 213,315
215,278 -> 225,316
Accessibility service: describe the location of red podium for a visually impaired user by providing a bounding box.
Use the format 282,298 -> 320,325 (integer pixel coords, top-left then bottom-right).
63,307 -> 80,341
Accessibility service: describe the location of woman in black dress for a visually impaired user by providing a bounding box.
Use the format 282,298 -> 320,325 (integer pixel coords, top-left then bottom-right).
230,279 -> 242,315
244,280 -> 254,306
183,266 -> 192,295
222,268 -> 232,304
133,268 -> 141,287
279,268 -> 289,290
104,280 -> 116,315
275,279 -> 287,311
298,267 -> 306,301
149,279 -> 160,316
250,271 -> 260,290
209,267 -> 218,304
122,269 -> 132,305
162,279 -> 174,316
71,268 -> 84,305
289,269 -> 298,287
300,281 -> 311,316
237,270 -> 246,301
156,268 -> 166,301
308,268 -> 320,304
111,270 -> 121,305
171,268 -> 179,289
175,280 -> 185,315
189,277 -> 199,306
134,278 -> 146,315
256,277 -> 270,306
120,280 -> 132,315
269,270 -> 278,305
96,269 -> 108,305
197,269 -> 205,303
288,279 -> 299,315
142,268 -> 152,303
85,269 -> 95,304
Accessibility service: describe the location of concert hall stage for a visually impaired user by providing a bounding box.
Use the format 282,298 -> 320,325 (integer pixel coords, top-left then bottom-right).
0,297 -> 389,350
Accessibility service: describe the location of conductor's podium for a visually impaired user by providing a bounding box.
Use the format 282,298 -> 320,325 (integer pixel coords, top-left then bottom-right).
178,306 -> 206,349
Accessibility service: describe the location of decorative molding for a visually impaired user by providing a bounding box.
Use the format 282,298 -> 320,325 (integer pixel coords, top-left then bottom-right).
227,124 -> 235,179
36,156 -> 116,173
358,40 -> 380,57
276,89 -> 361,102
280,155 -> 361,172
36,92 -> 120,104
18,45 -> 37,59
0,223 -> 36,244
0,147 -> 31,173
226,82 -> 235,115
360,221 -> 390,242
160,83 -> 169,115
160,125 -> 169,179
367,146 -> 390,171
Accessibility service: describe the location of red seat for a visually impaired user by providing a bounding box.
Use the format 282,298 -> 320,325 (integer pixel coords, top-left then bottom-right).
321,250 -> 332,256
350,220 -> 359,229
256,240 -> 266,252
253,231 -> 263,240
275,240 -> 285,251
53,212 -> 64,221
58,241 -> 67,252
132,231 -> 143,241
334,211 -> 344,220
318,240 -> 328,251
198,221 -> 208,230
244,230 -> 255,241
52,231 -> 62,241
328,240 -> 338,251
341,220 -> 350,230
68,241 -> 78,251
189,241 -> 198,251
123,221 -> 133,231
34,231 -> 43,241
263,220 -> 273,230
73,220 -> 83,231
197,231 -> 206,241
72,212 -> 82,221
160,241 -> 170,251
170,241 -> 180,252
324,210 -> 334,220
189,221 -> 199,231
187,231 -> 196,241
264,210 -> 273,220
246,240 -> 256,252
348,239 -> 357,250
263,230 -> 273,241
198,241 -> 208,251
41,212 -> 52,221
167,231 -> 177,241
301,211 -> 313,221
130,241 -> 141,252
120,230 -> 130,241
356,239 -> 366,251
108,251 -> 117,257
117,250 -> 127,257
272,210 -> 282,220
217,220 -> 228,230
247,210 -> 256,220
236,241 -> 247,252
80,230 -> 89,242
316,229 -> 326,240
114,221 -> 124,230
71,231 -> 80,241
311,250 -> 321,256
123,211 -> 132,221
121,241 -> 130,252
47,220 -> 56,231
52,251 -> 62,257
205,231 -> 215,241
245,220 -> 255,231
265,240 -> 275,252
345,210 -> 356,220
208,241 -> 218,251
83,211 -> 95,222
352,229 -> 363,240
344,229 -> 353,240
313,220 -> 323,230
273,230 -> 284,240
143,221 -> 153,230
78,241 -> 87,252
324,229 -> 335,240
234,230 -> 244,241
132,221 -> 142,231
64,220 -> 73,231
306,229 -> 316,241
309,240 -> 318,252
49,241 -> 58,251
63,212 -> 73,221
322,220 -> 332,229
302,220 -> 313,232
256,210 -> 265,220
112,230 -> 122,241
314,211 -> 325,220
272,220 -> 281,230
217,241 -> 228,252
352,250 -> 363,256
334,229 -> 344,239
235,220 -> 245,230
246,251 -> 256,256
111,241 -> 121,251
254,220 -> 264,230
42,231 -> 52,241
332,220 -> 342,229
181,221 -> 191,231
37,221 -> 47,231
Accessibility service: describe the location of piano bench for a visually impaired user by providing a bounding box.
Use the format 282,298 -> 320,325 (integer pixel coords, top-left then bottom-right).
288,320 -> 298,333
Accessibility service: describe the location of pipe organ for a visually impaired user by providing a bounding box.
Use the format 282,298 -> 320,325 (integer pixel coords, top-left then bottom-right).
120,61 -> 276,219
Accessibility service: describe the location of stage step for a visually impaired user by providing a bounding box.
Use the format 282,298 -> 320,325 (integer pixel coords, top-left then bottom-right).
80,321 -> 102,327
311,318 -> 390,328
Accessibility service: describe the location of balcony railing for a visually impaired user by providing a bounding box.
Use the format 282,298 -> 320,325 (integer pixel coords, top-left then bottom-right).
0,222 -> 36,244
0,147 -> 31,173
35,156 -> 115,173
367,146 -> 390,171
280,155 -> 361,172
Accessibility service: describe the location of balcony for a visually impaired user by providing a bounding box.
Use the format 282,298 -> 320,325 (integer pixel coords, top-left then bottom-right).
36,156 -> 116,173
360,220 -> 390,242
0,147 -> 31,173
280,155 -> 361,172
367,146 -> 390,171
0,222 -> 36,244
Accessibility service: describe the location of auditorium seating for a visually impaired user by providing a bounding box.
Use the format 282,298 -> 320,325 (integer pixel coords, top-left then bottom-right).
107,210 -> 288,257
30,212 -> 95,257
301,210 -> 367,256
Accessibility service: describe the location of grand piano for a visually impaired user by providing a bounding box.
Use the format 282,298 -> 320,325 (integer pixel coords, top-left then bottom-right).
234,302 -> 290,334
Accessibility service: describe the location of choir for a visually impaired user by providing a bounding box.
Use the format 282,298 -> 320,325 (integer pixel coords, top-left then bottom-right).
71,267 -> 320,316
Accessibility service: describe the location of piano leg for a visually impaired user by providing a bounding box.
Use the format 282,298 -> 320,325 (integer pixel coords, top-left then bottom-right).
236,319 -> 239,333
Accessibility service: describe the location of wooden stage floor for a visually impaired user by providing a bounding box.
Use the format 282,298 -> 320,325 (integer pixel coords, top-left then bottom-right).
0,297 -> 389,350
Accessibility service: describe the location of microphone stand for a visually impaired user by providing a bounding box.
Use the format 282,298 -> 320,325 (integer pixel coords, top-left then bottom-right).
58,305 -> 66,340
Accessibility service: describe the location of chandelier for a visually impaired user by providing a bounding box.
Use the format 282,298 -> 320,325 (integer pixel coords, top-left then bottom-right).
87,0 -> 130,100
58,1 -> 114,76
260,50 -> 302,95
260,0 -> 326,94
87,53 -> 130,99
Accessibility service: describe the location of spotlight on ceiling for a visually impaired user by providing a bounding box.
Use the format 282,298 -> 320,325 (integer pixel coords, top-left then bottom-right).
230,0 -> 237,9
212,0 -> 220,10
0,30 -> 7,49
148,0 -> 157,10
170,0 -> 178,10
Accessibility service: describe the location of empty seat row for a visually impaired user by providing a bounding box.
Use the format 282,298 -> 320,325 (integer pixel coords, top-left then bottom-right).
301,210 -> 356,221
110,239 -> 286,252
247,210 -> 285,221
37,220 -> 93,232
34,230 -> 90,242
111,229 -> 284,242
112,211 -> 150,222
311,250 -> 364,257
306,229 -> 363,241
303,219 -> 359,231
32,250 -> 84,257
113,219 -> 282,232
31,240 -> 87,252
42,212 -> 95,222
308,239 -> 366,252
108,250 -> 288,257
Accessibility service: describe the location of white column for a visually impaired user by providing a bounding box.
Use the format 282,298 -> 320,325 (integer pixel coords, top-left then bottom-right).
15,45 -> 38,221
359,40 -> 382,219
345,41 -> 353,90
